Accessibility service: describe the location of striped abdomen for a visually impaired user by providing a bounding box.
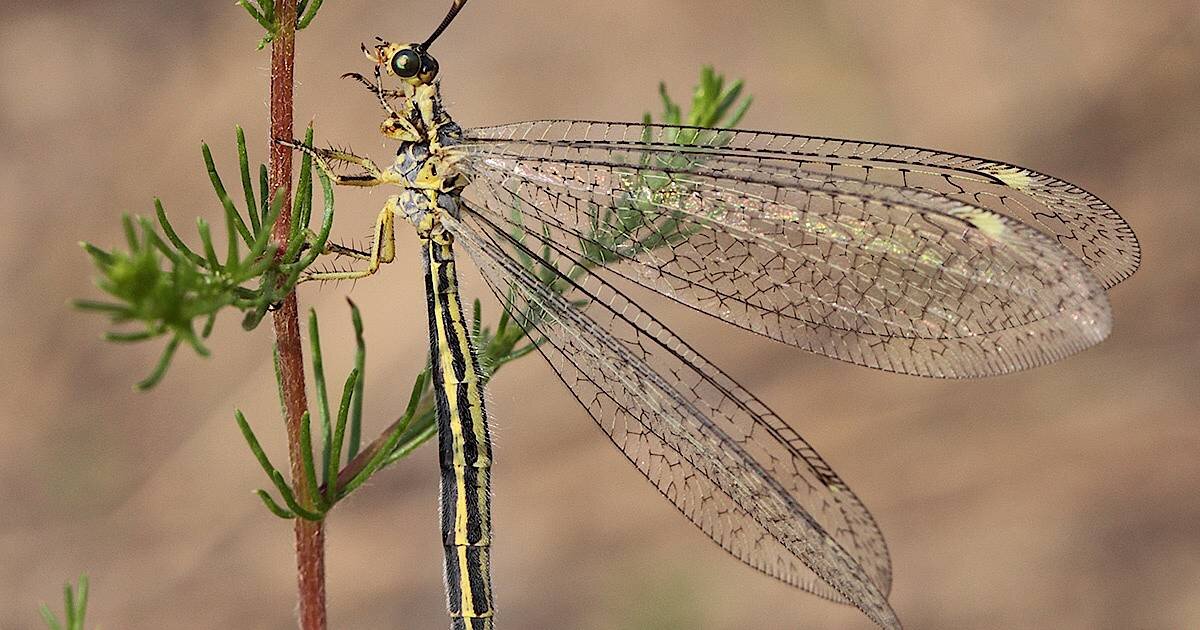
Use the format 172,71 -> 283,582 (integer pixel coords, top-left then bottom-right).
423,228 -> 495,630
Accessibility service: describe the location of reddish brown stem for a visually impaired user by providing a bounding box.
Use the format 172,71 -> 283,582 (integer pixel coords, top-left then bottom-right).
267,2 -> 327,629
333,407 -> 418,492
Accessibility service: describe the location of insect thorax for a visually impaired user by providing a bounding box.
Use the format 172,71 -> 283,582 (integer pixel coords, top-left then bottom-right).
387,82 -> 467,233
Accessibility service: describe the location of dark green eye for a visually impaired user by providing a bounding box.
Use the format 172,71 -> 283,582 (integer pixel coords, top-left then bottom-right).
390,49 -> 421,78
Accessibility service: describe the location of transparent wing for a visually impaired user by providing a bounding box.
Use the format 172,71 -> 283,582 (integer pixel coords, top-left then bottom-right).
442,209 -> 901,629
453,125 -> 1114,378
463,120 -> 1139,288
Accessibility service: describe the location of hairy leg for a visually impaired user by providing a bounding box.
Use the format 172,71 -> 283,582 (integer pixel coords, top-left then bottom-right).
303,196 -> 399,282
276,139 -> 398,187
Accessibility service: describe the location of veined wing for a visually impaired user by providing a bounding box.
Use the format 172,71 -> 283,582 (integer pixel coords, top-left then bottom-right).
453,132 -> 1113,378
442,209 -> 901,629
462,120 -> 1139,289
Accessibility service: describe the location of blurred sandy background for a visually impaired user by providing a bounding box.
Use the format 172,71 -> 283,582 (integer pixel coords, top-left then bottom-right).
2,1 -> 1198,628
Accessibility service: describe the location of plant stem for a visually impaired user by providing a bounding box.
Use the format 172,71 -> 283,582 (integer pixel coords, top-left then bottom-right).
267,2 -> 326,629
334,413 -> 410,491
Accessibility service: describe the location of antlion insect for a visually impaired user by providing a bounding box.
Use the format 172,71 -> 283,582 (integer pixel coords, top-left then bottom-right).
280,1 -> 1139,628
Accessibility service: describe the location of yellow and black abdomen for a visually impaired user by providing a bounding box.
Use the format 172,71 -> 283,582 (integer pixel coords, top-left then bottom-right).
423,226 -> 495,630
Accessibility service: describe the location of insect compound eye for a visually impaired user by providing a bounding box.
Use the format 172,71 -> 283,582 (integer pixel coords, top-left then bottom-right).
390,48 -> 422,78
419,53 -> 440,82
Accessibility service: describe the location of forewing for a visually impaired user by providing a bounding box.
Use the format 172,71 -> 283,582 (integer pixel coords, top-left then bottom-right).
442,210 -> 901,629
454,128 -> 1114,378
463,120 -> 1139,288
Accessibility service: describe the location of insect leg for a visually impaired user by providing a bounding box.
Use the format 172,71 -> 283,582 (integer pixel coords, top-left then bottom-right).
303,197 -> 398,282
276,139 -> 397,187
324,242 -> 371,260
372,64 -> 402,117
342,70 -> 406,115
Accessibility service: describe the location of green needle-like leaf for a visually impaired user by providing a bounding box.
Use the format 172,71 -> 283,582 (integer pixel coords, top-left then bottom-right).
72,298 -> 127,315
236,409 -> 324,521
135,217 -> 182,265
246,190 -> 286,262
136,337 -> 180,390
61,584 -> 74,627
153,199 -> 204,266
201,312 -> 217,338
203,142 -> 253,245
79,242 -> 116,267
104,330 -> 158,343
236,126 -> 260,236
121,214 -> 139,252
298,411 -> 326,512
255,489 -> 295,519
38,603 -> 61,630
73,575 -> 88,629
289,170 -> 335,270
307,309 -> 333,480
271,469 -> 324,521
224,197 -> 241,269
292,127 -> 316,238
348,299 -> 366,459
297,0 -> 325,30
472,298 -> 482,340
726,95 -> 753,128
259,0 -> 275,24
258,164 -> 270,224
659,81 -> 681,125
196,218 -> 221,272
237,0 -> 271,30
235,409 -> 286,494
327,368 -> 358,503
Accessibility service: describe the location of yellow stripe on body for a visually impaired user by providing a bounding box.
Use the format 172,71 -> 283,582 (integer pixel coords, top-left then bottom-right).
425,226 -> 494,630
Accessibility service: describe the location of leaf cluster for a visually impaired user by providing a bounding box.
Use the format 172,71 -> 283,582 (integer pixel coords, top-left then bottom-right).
38,575 -> 88,630
577,67 -> 755,271
237,302 -> 370,519
76,127 -> 333,389
239,0 -> 326,49
238,290 -> 547,519
651,65 -> 752,130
